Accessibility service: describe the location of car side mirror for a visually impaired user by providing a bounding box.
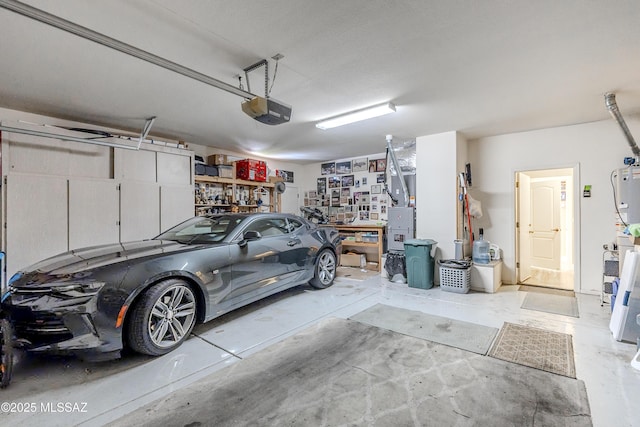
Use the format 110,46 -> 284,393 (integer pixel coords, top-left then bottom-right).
238,230 -> 262,248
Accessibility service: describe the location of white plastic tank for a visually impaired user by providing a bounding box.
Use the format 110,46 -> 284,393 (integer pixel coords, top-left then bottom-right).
472,228 -> 490,264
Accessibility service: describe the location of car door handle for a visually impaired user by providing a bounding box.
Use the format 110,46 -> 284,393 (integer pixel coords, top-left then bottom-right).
287,240 -> 299,246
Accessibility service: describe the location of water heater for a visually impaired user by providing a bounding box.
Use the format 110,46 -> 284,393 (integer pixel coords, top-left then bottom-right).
616,167 -> 640,224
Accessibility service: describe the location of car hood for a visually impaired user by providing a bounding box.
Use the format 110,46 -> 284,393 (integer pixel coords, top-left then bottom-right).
20,240 -> 205,276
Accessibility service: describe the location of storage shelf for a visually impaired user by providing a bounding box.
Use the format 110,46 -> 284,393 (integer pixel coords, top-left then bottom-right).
194,161 -> 281,215
195,175 -> 275,188
342,241 -> 379,247
324,224 -> 385,271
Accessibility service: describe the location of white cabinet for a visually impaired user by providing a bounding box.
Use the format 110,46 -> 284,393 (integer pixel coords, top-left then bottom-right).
470,260 -> 502,293
1,121 -> 195,279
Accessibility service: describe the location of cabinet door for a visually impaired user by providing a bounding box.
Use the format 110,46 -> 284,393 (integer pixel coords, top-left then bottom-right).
69,178 -> 119,249
157,152 -> 192,186
160,184 -> 194,231
5,174 -> 68,277
120,181 -> 160,241
114,148 -> 156,182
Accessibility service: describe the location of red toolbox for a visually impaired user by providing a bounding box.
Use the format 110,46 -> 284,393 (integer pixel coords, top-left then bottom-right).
236,159 -> 267,182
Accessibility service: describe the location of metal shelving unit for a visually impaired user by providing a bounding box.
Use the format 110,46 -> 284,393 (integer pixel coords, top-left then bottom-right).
602,249 -> 619,306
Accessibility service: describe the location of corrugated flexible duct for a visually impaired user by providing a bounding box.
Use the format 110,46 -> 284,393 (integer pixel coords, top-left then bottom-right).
605,92 -> 640,157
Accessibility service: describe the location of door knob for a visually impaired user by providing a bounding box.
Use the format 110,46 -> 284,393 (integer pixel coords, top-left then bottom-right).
552,228 -> 560,232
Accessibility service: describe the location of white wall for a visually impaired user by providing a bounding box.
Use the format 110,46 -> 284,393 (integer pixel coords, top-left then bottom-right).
468,117 -> 639,294
416,131 -> 467,260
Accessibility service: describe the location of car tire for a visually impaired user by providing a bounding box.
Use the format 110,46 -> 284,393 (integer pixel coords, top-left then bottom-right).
0,318 -> 13,388
127,279 -> 197,356
309,249 -> 337,289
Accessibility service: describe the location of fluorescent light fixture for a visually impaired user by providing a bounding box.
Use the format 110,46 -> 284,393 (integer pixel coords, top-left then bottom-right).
316,102 -> 396,130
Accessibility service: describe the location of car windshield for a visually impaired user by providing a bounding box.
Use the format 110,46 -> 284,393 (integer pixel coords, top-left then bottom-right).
155,215 -> 244,244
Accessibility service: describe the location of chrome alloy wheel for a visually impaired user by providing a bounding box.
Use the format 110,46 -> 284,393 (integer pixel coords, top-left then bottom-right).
147,284 -> 196,348
317,251 -> 336,285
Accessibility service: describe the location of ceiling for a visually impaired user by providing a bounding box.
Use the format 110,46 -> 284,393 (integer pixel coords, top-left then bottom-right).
1,0 -> 639,164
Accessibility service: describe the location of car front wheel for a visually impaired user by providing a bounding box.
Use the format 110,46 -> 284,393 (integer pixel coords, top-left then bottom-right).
0,318 -> 13,388
309,249 -> 336,289
127,279 -> 197,356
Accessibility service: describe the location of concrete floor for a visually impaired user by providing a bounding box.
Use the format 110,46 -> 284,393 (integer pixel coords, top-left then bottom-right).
1,274 -> 638,427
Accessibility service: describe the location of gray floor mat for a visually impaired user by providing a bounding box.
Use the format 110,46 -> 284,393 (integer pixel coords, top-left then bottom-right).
350,303 -> 499,355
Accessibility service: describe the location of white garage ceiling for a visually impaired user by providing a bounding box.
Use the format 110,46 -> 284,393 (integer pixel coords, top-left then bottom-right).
0,0 -> 639,163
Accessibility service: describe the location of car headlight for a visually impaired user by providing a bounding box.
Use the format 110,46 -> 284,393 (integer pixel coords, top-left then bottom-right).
9,281 -> 106,298
51,281 -> 106,297
8,272 -> 22,285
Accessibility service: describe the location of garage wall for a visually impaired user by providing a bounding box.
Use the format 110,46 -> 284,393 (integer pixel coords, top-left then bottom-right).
468,117 -> 640,294
0,108 -> 194,279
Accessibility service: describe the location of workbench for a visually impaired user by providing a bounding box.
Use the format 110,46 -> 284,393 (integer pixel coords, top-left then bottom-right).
329,224 -> 386,271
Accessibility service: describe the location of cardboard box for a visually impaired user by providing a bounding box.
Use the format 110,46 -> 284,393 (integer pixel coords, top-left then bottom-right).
207,154 -> 229,165
630,236 -> 640,245
340,253 -> 366,268
365,262 -> 379,271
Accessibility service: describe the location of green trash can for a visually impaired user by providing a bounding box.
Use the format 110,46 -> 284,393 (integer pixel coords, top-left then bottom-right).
404,239 -> 437,289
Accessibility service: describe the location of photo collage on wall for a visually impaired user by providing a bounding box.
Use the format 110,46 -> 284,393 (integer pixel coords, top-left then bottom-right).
305,157 -> 388,223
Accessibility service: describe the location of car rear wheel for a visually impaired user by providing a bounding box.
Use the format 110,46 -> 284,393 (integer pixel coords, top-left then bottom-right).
127,279 -> 197,356
309,249 -> 337,289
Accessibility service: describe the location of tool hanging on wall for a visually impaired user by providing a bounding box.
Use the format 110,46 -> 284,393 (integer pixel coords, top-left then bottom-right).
459,172 -> 473,249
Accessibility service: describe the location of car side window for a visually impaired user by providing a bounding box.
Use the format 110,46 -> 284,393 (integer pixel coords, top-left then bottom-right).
286,218 -> 305,233
245,218 -> 289,237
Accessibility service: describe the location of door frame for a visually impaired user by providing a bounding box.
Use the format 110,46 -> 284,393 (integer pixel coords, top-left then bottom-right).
514,164 -> 581,292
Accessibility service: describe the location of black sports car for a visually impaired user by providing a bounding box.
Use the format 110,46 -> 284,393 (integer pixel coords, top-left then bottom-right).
0,213 -> 341,361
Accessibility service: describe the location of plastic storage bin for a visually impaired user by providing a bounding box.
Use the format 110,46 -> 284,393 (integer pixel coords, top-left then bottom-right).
404,239 -> 437,289
236,159 -> 267,182
439,259 -> 471,293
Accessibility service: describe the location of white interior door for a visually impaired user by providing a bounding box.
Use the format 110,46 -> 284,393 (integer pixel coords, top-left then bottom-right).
530,180 -> 561,270
281,184 -> 299,215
